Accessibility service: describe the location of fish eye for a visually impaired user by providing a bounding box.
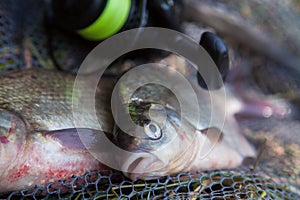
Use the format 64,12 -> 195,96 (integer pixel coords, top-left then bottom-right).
0,110 -> 13,137
144,122 -> 162,140
0,109 -> 27,142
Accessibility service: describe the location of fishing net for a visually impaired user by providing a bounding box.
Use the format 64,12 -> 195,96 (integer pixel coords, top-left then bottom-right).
0,0 -> 299,199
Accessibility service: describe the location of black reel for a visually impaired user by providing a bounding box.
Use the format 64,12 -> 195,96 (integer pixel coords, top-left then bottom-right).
46,0 -> 183,41
45,0 -> 229,90
198,32 -> 229,90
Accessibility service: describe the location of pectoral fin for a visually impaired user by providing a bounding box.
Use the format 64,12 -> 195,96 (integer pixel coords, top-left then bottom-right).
201,127 -> 223,144
43,128 -> 100,152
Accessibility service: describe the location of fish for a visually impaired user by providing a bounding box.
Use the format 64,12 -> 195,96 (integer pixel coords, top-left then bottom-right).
0,64 -> 256,192
0,68 -> 114,193
110,64 -> 256,180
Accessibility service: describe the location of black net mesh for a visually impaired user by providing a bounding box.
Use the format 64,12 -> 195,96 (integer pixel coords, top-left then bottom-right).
0,1 -> 22,70
0,0 -> 94,73
4,168 -> 300,199
0,0 -> 299,199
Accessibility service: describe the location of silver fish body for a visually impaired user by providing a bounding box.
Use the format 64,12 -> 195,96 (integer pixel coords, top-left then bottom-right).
0,65 -> 256,192
110,65 -> 256,180
0,69 -> 112,193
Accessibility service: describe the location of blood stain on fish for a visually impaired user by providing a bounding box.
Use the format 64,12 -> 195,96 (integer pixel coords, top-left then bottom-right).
9,165 -> 30,180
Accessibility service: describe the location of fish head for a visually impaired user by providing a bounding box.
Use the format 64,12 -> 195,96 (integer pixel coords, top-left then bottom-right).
109,64 -> 256,180
0,109 -> 27,175
112,87 -> 257,180
113,100 -> 200,180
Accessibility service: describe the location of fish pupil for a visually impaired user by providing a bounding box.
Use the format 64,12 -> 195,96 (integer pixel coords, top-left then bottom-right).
145,122 -> 162,140
149,124 -> 157,134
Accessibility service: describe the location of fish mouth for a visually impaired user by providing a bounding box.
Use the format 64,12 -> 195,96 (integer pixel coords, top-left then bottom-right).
121,140 -> 198,180
121,152 -> 167,181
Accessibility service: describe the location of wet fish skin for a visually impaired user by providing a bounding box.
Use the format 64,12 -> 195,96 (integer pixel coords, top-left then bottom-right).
112,65 -> 256,180
0,123 -> 106,193
0,69 -> 113,132
0,69 -> 112,193
0,66 -> 256,191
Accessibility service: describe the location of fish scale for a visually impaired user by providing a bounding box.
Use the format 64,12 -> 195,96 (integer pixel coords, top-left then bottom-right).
0,69 -> 73,130
106,64 -> 256,180
0,69 -> 114,131
0,68 -> 114,193
0,66 -> 256,192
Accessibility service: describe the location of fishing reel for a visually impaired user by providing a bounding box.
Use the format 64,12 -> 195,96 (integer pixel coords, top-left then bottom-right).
46,0 -> 183,41
45,0 -> 228,90
198,32 -> 229,90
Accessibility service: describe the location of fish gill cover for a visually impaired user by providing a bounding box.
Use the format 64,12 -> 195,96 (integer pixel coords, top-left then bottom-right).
0,0 -> 300,199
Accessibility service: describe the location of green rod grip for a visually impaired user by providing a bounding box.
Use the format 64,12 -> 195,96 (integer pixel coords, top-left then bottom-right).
77,0 -> 131,41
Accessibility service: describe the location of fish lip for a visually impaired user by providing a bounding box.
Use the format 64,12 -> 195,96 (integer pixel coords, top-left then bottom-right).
120,137 -> 199,180
121,152 -> 166,180
120,128 -> 200,180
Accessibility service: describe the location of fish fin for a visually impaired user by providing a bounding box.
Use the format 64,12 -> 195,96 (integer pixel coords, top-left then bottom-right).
44,128 -> 99,152
200,127 -> 223,144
